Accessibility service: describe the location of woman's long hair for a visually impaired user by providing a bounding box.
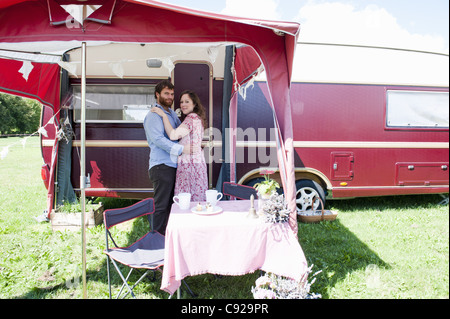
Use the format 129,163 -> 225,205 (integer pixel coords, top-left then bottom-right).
179,90 -> 208,130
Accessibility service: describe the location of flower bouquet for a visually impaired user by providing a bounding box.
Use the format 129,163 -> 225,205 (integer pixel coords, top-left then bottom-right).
260,193 -> 290,223
252,265 -> 322,299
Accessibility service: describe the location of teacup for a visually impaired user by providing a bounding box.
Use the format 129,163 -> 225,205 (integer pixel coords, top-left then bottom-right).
173,193 -> 191,210
205,189 -> 223,207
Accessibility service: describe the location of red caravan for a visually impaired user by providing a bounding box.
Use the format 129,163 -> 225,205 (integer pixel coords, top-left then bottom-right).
238,43 -> 448,209
294,45 -> 447,202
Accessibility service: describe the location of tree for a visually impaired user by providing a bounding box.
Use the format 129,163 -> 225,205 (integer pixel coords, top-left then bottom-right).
0,93 -> 41,135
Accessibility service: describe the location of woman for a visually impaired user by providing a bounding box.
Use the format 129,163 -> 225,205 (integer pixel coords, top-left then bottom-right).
151,90 -> 208,201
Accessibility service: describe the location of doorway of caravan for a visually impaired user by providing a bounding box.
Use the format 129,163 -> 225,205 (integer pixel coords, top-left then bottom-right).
173,62 -> 214,188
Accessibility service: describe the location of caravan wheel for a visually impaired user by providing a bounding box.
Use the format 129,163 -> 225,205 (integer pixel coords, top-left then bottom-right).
295,180 -> 326,213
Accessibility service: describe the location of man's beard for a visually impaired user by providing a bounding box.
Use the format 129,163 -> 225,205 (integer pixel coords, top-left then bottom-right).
158,96 -> 173,108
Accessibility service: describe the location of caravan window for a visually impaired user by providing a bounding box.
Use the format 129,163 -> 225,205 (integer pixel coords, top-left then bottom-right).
72,85 -> 156,122
386,90 -> 449,128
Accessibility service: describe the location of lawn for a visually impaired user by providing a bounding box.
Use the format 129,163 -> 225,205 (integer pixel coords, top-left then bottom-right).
0,136 -> 448,299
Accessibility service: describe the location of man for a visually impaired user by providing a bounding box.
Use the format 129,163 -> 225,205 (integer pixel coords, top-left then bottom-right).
143,80 -> 186,234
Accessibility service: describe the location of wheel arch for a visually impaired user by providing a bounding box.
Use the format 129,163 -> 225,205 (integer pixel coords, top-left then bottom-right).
294,168 -> 332,198
237,167 -> 332,197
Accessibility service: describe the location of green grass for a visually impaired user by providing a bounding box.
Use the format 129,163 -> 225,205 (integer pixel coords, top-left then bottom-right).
300,196 -> 449,298
0,136 -> 448,299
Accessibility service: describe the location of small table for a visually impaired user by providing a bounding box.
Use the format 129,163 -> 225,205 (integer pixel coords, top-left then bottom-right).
160,200 -> 308,296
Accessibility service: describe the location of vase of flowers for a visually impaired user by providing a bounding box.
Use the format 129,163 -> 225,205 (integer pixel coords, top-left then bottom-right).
253,170 -> 280,199
253,170 -> 280,214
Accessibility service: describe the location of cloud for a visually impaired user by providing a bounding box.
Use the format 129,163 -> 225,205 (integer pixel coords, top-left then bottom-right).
221,0 -> 282,20
219,0 -> 447,53
294,2 -> 448,53
244,1 -> 448,87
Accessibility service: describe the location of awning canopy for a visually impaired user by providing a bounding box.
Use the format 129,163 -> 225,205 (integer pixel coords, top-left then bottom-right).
0,0 -> 300,231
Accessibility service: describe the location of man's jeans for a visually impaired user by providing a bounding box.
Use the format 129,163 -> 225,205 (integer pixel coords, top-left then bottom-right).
149,164 -> 177,235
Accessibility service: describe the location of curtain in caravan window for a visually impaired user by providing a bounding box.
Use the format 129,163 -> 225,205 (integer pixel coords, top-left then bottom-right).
386,90 -> 449,128
72,85 -> 156,122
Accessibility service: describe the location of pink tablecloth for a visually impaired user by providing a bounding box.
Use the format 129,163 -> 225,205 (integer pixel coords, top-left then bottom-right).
160,200 -> 308,295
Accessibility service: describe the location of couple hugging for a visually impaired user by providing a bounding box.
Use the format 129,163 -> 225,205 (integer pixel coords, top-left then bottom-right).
143,80 -> 208,234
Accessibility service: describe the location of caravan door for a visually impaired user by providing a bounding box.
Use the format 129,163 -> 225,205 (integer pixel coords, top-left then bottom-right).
173,62 -> 215,188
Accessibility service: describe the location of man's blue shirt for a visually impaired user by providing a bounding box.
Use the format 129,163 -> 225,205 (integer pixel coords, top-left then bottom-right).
143,104 -> 183,170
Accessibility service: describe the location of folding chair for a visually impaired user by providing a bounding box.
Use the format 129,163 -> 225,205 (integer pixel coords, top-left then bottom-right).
103,198 -> 164,299
223,182 -> 258,200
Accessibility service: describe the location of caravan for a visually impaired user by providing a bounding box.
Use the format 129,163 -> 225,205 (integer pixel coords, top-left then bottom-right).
236,43 -> 449,210
41,42 -> 449,212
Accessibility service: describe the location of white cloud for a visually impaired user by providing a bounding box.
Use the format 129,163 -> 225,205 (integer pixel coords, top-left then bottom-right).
219,1 -> 447,53
294,2 -> 448,53
221,0 -> 282,20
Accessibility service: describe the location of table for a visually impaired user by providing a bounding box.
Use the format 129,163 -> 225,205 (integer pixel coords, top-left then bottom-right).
160,200 -> 308,295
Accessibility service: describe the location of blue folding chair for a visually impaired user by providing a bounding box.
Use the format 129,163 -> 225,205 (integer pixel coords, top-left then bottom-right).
103,198 -> 164,299
223,182 -> 258,200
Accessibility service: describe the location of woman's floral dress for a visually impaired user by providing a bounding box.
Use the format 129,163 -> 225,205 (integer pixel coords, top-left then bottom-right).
174,113 -> 208,201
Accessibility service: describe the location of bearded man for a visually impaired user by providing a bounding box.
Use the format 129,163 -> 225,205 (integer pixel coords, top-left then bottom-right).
144,80 -> 187,235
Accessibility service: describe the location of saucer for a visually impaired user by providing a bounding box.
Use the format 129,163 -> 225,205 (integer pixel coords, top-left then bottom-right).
191,205 -> 223,215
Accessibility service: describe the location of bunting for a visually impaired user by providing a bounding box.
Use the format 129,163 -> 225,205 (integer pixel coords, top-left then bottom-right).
55,44 -> 228,78
0,109 -> 60,160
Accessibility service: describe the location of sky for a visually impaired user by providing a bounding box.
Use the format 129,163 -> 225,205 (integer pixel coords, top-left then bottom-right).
159,0 -> 449,54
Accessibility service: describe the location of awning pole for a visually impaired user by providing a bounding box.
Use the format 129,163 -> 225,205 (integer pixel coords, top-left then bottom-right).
80,42 -> 87,299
